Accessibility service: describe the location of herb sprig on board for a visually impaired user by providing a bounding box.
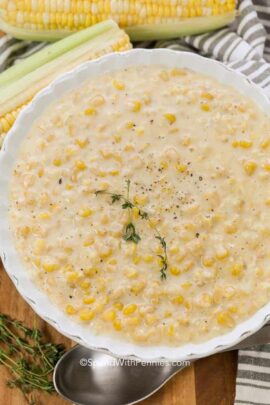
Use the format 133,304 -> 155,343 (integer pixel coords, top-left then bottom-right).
0,314 -> 65,405
95,180 -> 168,279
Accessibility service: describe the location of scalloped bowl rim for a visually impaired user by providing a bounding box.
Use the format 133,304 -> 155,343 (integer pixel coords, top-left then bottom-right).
1,49 -> 270,361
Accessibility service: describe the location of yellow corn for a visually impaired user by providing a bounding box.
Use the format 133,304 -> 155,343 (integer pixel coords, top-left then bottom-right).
123,304 -> 137,316
164,113 -> 176,124
244,161 -> 257,175
0,20 -> 132,146
65,304 -> 76,315
79,310 -> 95,321
103,309 -> 116,321
0,1 -> 237,42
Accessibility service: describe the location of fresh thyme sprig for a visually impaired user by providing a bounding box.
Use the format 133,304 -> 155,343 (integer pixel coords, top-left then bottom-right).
155,236 -> 168,280
0,314 -> 65,404
95,180 -> 168,279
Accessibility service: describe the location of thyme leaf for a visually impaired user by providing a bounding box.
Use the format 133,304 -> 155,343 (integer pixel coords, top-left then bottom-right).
123,223 -> 141,244
111,194 -> 122,203
94,180 -> 169,280
0,314 -> 65,404
122,201 -> 134,210
156,236 -> 168,280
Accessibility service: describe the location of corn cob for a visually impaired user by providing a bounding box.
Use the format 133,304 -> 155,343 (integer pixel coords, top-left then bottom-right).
0,1 -> 237,42
0,19 -> 131,146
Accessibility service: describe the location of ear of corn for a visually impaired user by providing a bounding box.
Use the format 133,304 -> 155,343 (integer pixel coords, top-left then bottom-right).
0,19 -> 131,145
0,1 -> 237,42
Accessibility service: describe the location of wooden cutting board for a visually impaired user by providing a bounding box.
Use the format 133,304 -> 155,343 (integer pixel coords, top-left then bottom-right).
0,261 -> 237,405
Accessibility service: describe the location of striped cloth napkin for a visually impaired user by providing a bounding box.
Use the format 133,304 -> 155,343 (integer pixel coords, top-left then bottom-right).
0,1 -> 269,404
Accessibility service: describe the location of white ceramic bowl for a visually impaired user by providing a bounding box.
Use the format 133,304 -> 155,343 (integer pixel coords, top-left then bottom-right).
1,49 -> 270,361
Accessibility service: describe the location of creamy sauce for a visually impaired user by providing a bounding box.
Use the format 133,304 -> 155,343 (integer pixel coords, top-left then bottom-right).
9,65 -> 270,346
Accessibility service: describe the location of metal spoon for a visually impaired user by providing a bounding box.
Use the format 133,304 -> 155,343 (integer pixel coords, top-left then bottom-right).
53,345 -> 184,405
54,324 -> 270,405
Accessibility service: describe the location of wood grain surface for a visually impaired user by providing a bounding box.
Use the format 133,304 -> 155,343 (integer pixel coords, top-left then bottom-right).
0,261 -> 237,405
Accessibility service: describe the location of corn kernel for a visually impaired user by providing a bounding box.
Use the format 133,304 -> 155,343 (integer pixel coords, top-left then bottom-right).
109,169 -> 119,176
124,144 -> 134,151
113,319 -> 122,331
79,310 -> 95,321
38,212 -> 51,220
126,317 -> 140,326
184,301 -> 191,310
228,305 -> 238,313
224,223 -> 237,234
83,296 -> 96,305
80,280 -> 91,290
201,103 -> 210,112
202,256 -> 214,267
216,248 -> 229,260
143,255 -> 154,263
145,314 -> 157,325
169,245 -> 179,255
260,139 -> 270,149
53,158 -> 62,166
174,295 -> 184,305
75,160 -> 87,170
244,161 -> 257,175
112,80 -> 125,90
134,195 -> 148,206
99,247 -> 112,259
170,266 -> 180,276
136,127 -> 144,136
164,311 -> 172,318
113,302 -> 124,311
65,184 -> 73,190
84,107 -> 96,116
75,138 -> 88,148
175,163 -> 187,173
181,282 -> 192,289
83,267 -> 98,277
132,207 -> 140,219
126,269 -> 138,279
131,101 -> 141,112
263,163 -> 270,171
131,282 -> 145,294
21,226 -> 30,238
256,267 -> 264,277
132,256 -> 141,265
182,261 -> 194,272
33,239 -> 46,255
159,70 -> 169,81
216,311 -> 234,327
201,92 -> 214,100
167,324 -> 175,336
65,304 -> 76,315
164,113 -> 176,124
108,258 -> 117,265
160,161 -> 168,170
123,304 -> 137,316
42,262 -> 58,272
79,208 -> 93,218
231,263 -> 243,277
103,309 -> 116,321
83,237 -> 94,247
149,218 -> 158,228
90,95 -> 105,107
171,68 -> 187,76
67,272 -> 79,282
113,134 -> 122,143
126,121 -> 135,129
239,140 -> 253,148
38,168 -> 44,177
